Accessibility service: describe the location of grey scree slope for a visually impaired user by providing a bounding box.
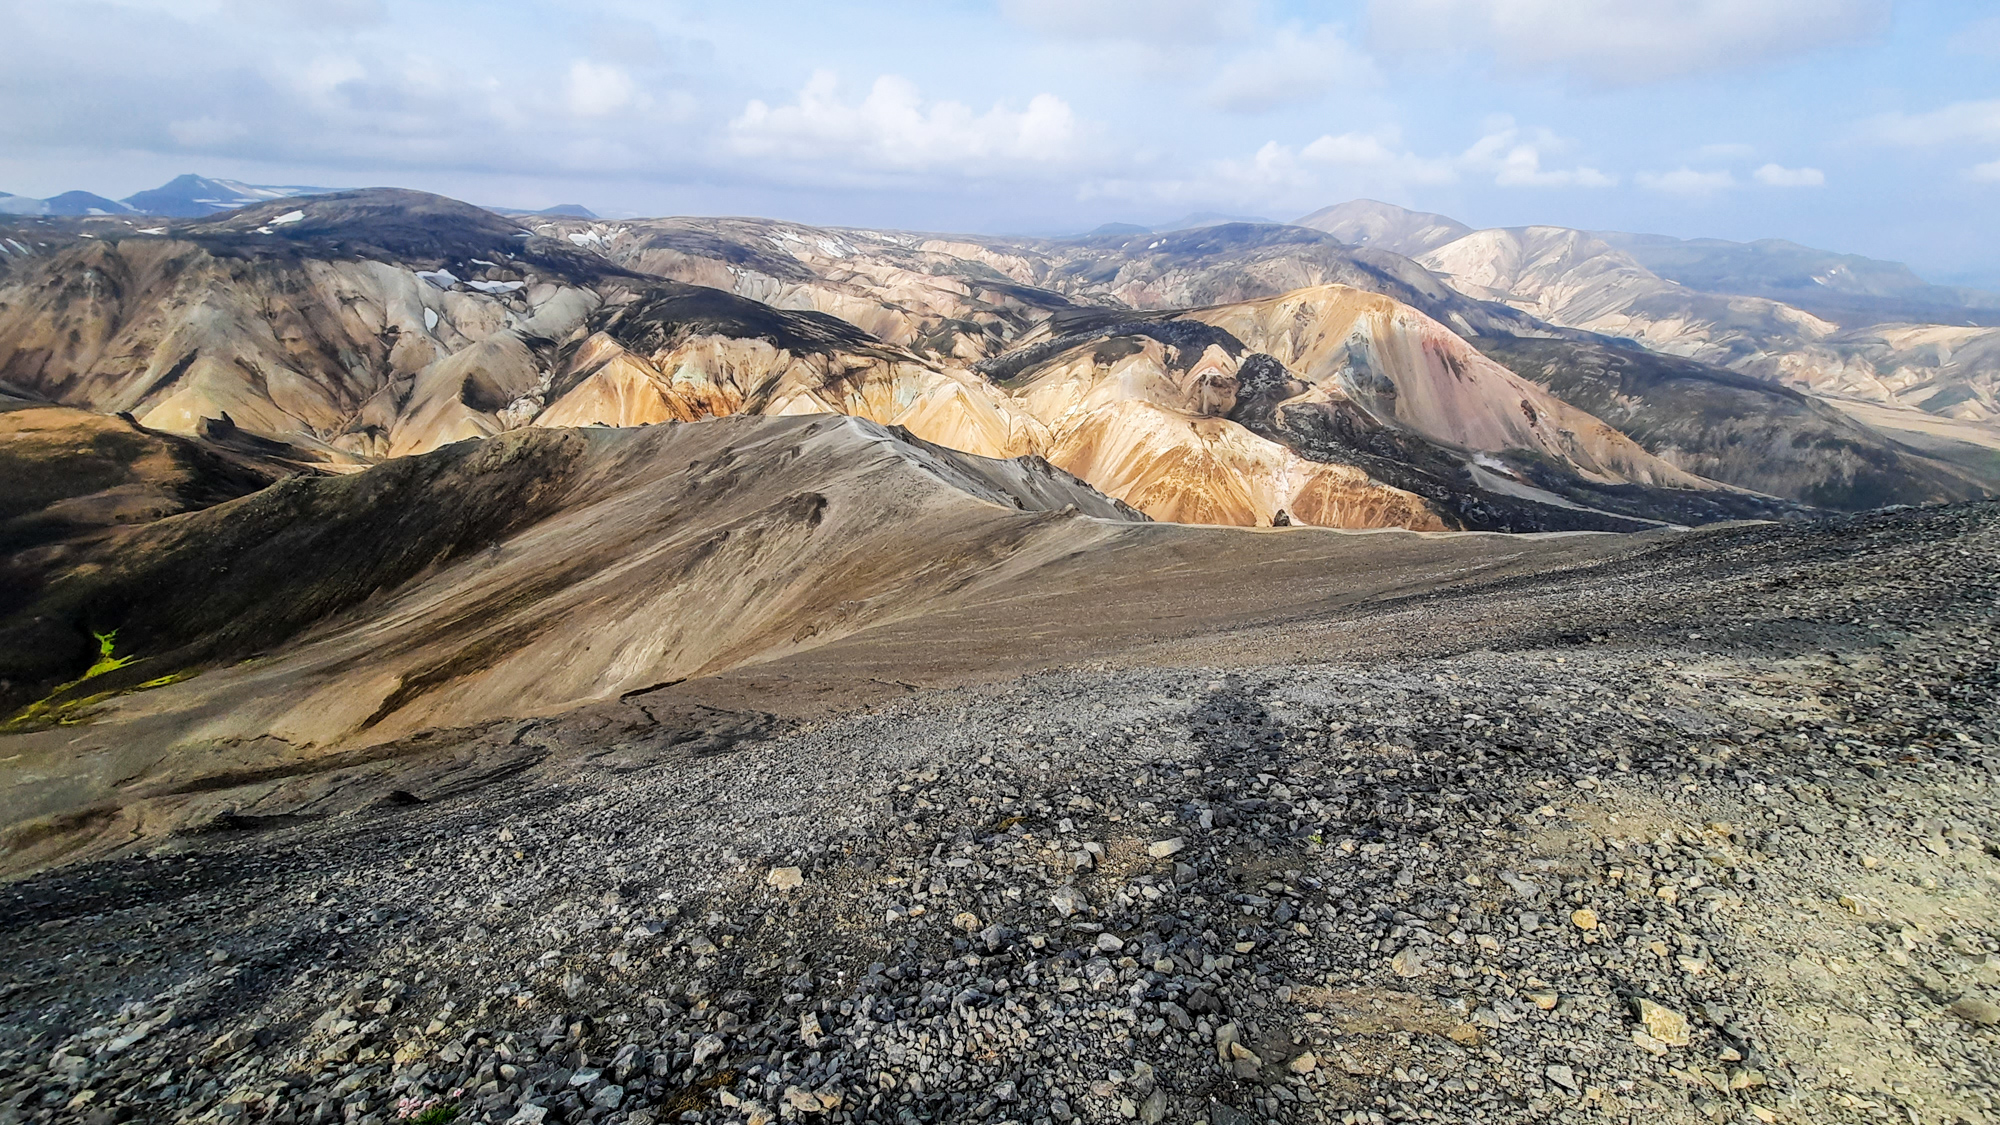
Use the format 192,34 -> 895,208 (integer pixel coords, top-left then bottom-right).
2,502 -> 1998,1125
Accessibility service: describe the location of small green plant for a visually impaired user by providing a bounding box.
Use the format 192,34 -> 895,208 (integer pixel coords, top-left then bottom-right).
83,630 -> 137,680
2,629 -> 194,732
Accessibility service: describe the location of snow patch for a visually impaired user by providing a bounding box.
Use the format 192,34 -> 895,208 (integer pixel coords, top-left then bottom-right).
270,210 -> 306,225
416,269 -> 459,289
137,227 -> 167,235
467,280 -> 525,295
423,308 -> 440,332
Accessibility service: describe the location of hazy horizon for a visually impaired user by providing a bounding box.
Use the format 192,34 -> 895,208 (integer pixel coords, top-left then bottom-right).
3,0 -> 1997,287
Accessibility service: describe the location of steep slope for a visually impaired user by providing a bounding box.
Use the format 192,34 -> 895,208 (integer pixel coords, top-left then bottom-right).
1294,199 -> 1474,257
0,190 -> 622,459
534,284 -> 1049,461
985,318 -> 1447,529
534,215 -> 1554,361
2,189 -> 1973,528
0,402 -> 284,557
981,291 -> 1795,531
531,210 -> 1986,517
1475,337 -> 1993,510
1367,209 -> 2000,427
1417,226 -> 1845,371
1293,201 -> 2000,430
0,415 -> 1143,733
0,199 -> 1459,529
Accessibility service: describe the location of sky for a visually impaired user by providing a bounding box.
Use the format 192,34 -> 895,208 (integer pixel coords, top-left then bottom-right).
2,0 -> 1996,286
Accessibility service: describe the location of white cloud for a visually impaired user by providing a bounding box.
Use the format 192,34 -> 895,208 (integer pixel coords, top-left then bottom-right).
1637,168 -> 1738,195
565,60 -> 638,117
728,72 -> 1084,175
1752,162 -> 1824,186
1216,131 -> 1457,193
1369,0 -> 1890,85
1202,25 -> 1378,113
1972,160 -> 2000,183
1101,118 -> 1618,219
1859,100 -> 2000,147
0,0 -> 713,181
998,0 -> 1257,43
1460,123 -> 1615,187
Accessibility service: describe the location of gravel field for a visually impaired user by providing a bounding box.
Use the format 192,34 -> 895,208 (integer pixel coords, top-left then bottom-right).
3,503 -> 1997,1125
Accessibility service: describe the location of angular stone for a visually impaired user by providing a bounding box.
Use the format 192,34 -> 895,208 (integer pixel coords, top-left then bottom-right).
1950,996 -> 2000,1025
1633,998 -> 1690,1046
767,867 -> 804,891
1390,946 -> 1426,978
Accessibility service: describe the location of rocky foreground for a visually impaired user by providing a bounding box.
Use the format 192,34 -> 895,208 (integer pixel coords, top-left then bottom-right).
2,504 -> 1998,1125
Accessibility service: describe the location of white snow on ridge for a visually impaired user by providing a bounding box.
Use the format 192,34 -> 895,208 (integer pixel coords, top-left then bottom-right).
467,280 -> 524,295
270,210 -> 305,225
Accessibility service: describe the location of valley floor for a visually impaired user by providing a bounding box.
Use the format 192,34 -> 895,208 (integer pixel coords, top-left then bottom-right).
2,505 -> 1998,1125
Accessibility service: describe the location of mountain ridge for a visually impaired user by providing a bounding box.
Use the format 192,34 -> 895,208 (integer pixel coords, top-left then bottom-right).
2,188 -> 1988,534
1297,199 -> 2000,433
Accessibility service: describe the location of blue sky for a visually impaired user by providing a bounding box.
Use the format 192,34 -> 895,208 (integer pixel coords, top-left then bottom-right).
3,0 -> 1996,285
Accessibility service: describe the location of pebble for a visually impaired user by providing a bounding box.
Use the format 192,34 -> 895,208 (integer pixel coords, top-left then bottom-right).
5,502 -> 1996,1125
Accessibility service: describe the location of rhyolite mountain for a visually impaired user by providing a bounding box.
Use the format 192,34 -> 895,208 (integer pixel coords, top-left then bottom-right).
0,188 -> 1989,537
1298,199 -> 2000,433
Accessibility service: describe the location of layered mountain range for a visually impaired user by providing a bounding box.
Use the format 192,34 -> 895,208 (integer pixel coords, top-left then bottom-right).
5,188 -> 1990,551
0,175 -> 328,219
1300,200 -> 2000,433
1,181 -> 1997,874
0,173 -> 596,221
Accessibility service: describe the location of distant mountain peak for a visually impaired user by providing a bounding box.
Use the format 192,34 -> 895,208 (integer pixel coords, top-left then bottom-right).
485,202 -> 599,219
1294,200 -> 1473,256
121,174 -> 333,218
